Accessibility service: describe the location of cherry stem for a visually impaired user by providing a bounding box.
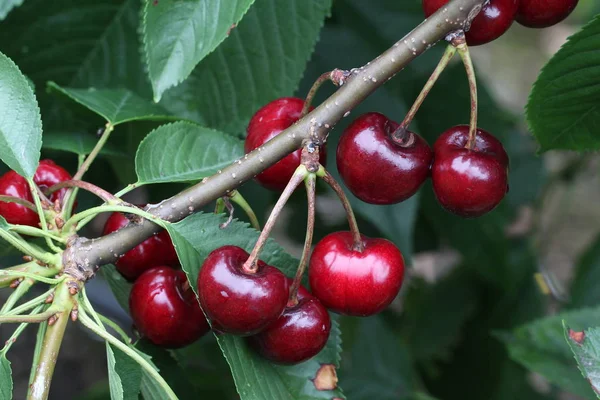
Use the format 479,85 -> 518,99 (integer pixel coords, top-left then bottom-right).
321,171 -> 364,252
392,44 -> 457,142
230,190 -> 260,230
0,195 -> 37,212
216,196 -> 235,229
288,174 -> 316,307
301,69 -> 348,117
27,178 -> 63,254
242,166 -> 308,273
46,180 -> 121,204
454,36 -> 478,150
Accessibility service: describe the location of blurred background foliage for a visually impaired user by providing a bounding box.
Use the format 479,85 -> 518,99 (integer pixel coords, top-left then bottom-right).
0,0 -> 599,399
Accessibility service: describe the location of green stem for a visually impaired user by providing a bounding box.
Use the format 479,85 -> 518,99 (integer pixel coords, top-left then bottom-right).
5,287 -> 54,317
63,204 -> 167,235
0,195 -> 37,211
0,278 -> 35,314
28,321 -> 48,389
230,191 -> 261,230
47,180 -> 121,205
0,229 -> 58,265
0,263 -> 60,288
0,310 -> 55,324
9,225 -> 66,243
0,269 -> 62,285
80,287 -> 132,343
98,314 -> 131,344
242,165 -> 308,273
1,305 -> 45,355
288,174 -> 316,307
322,171 -> 363,251
27,178 -> 62,254
455,39 -> 478,150
75,123 -> 115,181
78,308 -> 178,400
114,183 -> 139,199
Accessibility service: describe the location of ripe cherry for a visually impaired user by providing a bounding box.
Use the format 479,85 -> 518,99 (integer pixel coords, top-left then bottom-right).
248,289 -> 331,365
431,125 -> 509,218
103,210 -> 179,280
309,231 -> 405,316
516,0 -> 578,28
337,112 -> 432,205
245,97 -> 326,191
129,267 -> 209,348
0,159 -> 73,226
197,245 -> 289,336
422,0 -> 518,46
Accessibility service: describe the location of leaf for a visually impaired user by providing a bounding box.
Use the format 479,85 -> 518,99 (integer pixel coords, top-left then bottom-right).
160,0 -> 333,134
0,51 -> 41,178
570,234 -> 600,308
0,0 -> 23,20
165,212 -> 345,399
498,306 -> 600,399
564,323 -> 600,398
134,121 -> 244,185
101,264 -> 132,313
43,131 -> 125,157
340,316 -> 415,399
527,15 -> 600,152
0,354 -> 12,400
47,83 -> 176,126
143,0 -> 255,101
106,343 -> 142,400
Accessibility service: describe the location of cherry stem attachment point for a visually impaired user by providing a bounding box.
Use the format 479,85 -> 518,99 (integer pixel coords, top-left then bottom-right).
453,34 -> 478,150
301,69 -> 349,117
393,44 -> 457,143
46,180 -> 122,205
215,196 -> 235,229
242,165 -> 308,273
321,171 -> 364,252
0,195 -> 37,212
288,173 -> 316,307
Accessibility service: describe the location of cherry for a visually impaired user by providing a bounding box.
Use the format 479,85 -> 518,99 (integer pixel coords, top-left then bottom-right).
308,231 -> 405,316
516,0 -> 578,28
336,112 -> 432,205
245,97 -> 326,191
197,245 -> 289,336
103,210 -> 179,280
422,0 -> 518,46
0,159 -> 73,226
248,289 -> 331,365
431,125 -> 509,218
129,267 -> 209,348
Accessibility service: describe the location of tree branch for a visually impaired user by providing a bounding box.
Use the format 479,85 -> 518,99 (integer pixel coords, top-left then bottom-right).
64,0 -> 486,275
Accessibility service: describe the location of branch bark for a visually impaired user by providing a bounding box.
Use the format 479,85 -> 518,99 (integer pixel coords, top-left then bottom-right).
64,0 -> 486,274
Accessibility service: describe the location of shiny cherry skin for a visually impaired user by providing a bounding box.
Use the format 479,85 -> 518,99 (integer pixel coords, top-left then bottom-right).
309,231 -> 405,316
0,159 -> 73,226
337,112 -> 432,205
431,125 -> 509,218
422,0 -> 518,46
129,267 -> 209,348
516,0 -> 578,28
248,290 -> 331,365
103,210 -> 179,280
245,97 -> 326,191
197,245 -> 289,336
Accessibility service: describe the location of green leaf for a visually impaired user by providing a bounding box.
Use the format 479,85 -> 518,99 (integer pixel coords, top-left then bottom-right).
106,344 -> 142,400
160,0 -> 333,134
101,264 -> 132,313
564,323 -> 600,398
0,0 -> 23,20
498,306 -> 600,399
143,0 -> 255,101
0,354 -> 12,400
166,212 -> 345,399
0,51 -> 41,178
47,83 -> 176,126
527,15 -> 600,151
43,131 -> 125,157
570,234 -> 600,308
134,121 -> 244,185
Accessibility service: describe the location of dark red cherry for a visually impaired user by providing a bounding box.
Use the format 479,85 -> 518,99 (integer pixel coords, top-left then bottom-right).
103,209 -> 179,280
516,0 -> 578,28
422,0 -> 518,46
248,291 -> 331,365
309,231 -> 405,316
197,245 -> 289,336
431,125 -> 509,218
129,267 -> 209,348
245,97 -> 326,191
336,112 -> 432,205
0,159 -> 73,226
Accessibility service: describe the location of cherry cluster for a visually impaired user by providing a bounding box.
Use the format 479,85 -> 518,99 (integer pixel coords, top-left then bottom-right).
423,0 -> 579,46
